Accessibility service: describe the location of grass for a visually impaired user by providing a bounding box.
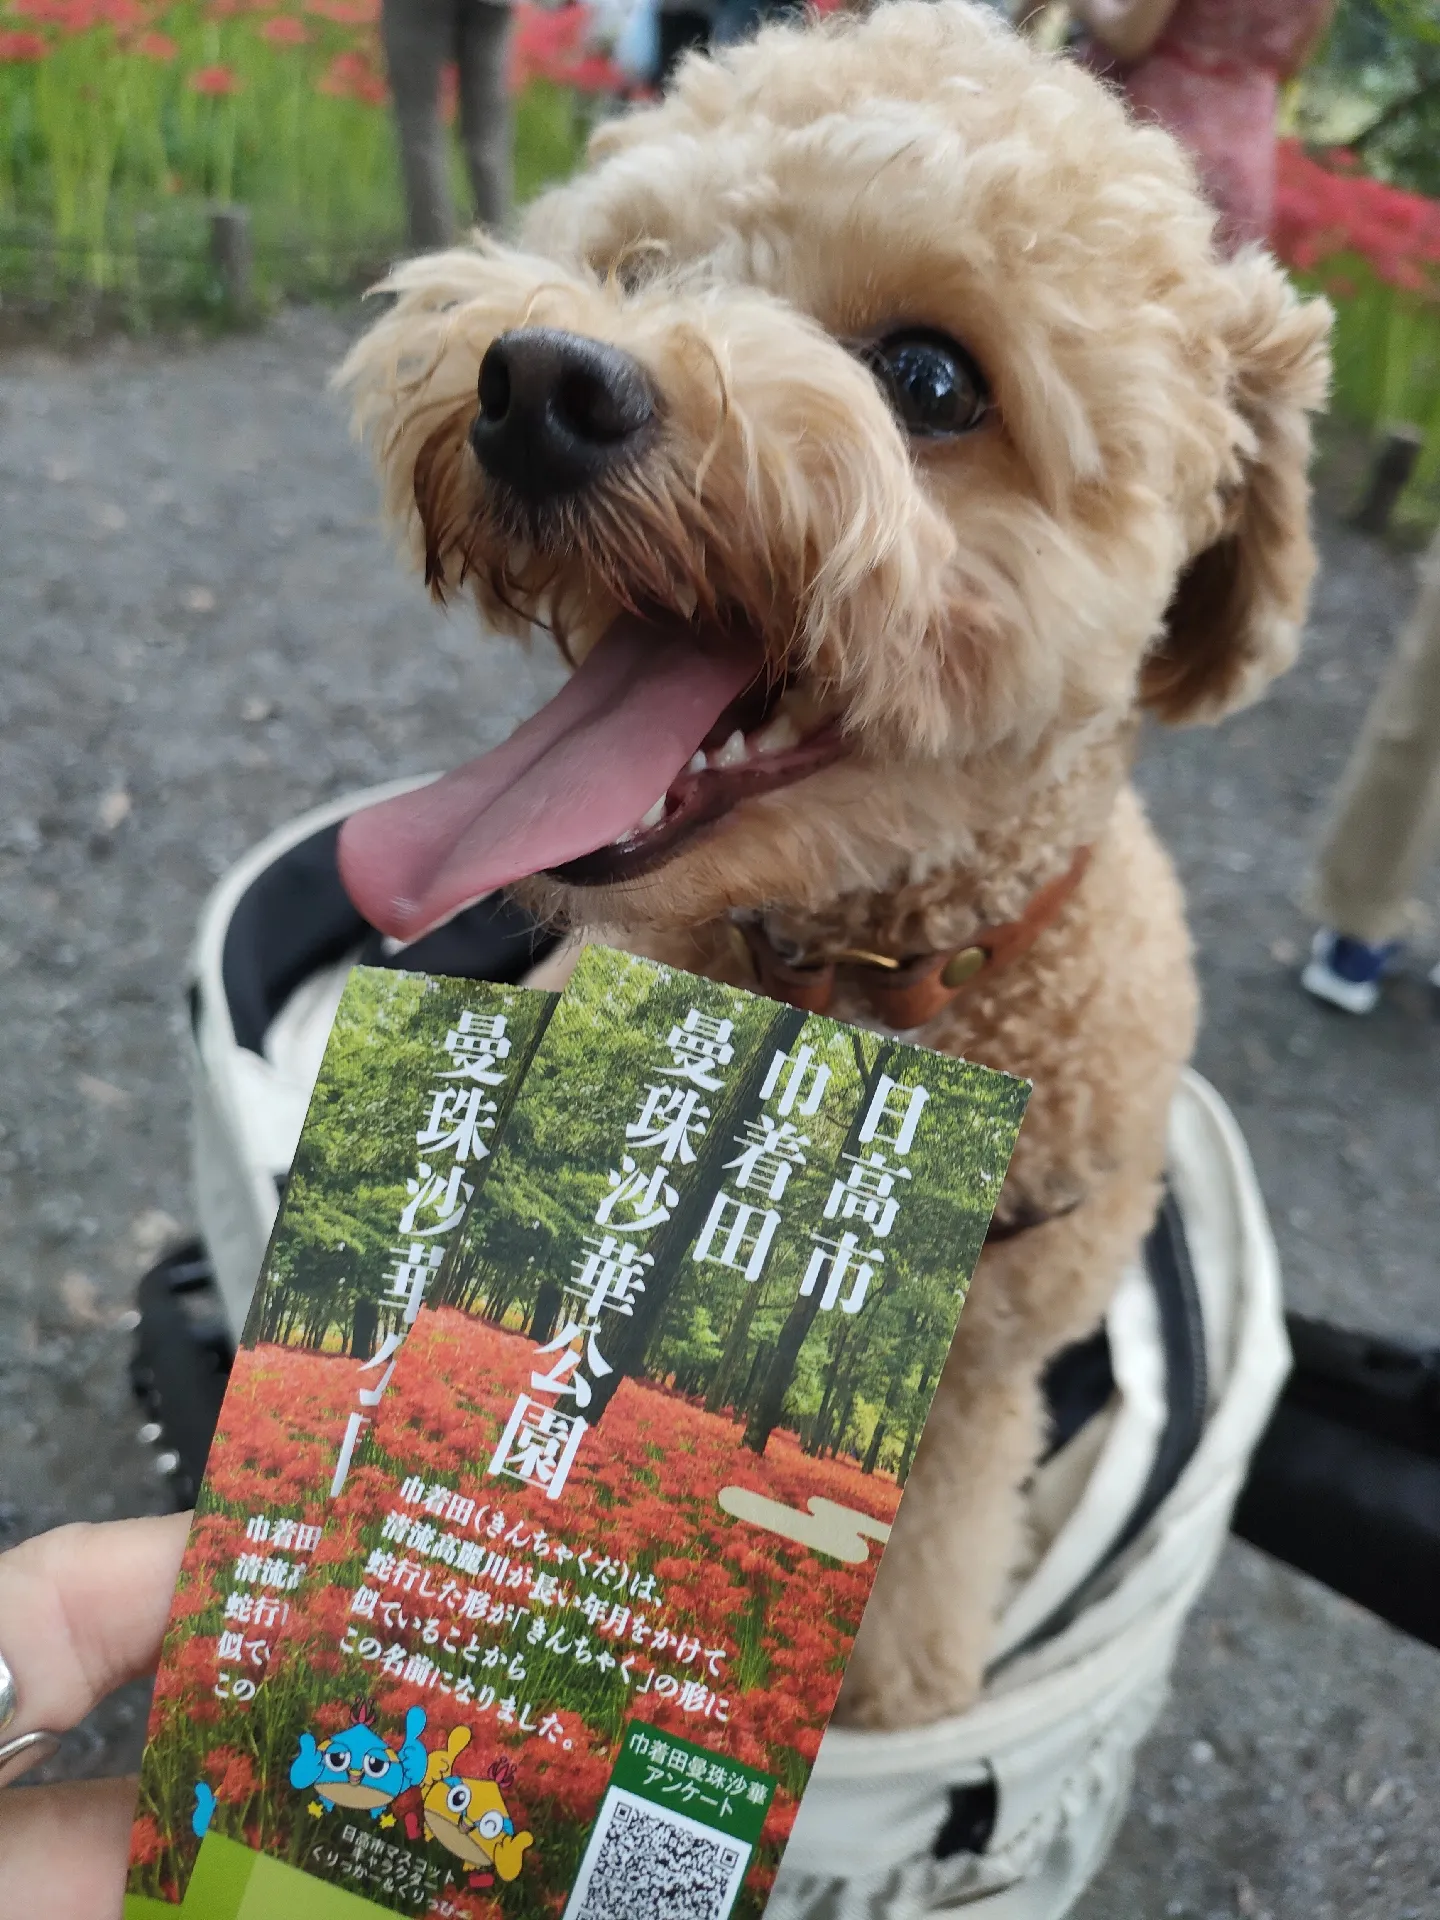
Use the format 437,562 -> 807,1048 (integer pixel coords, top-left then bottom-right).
1304,260 -> 1440,516
1,3 -> 1438,531
1271,132 -> 1440,525
0,3 -> 589,327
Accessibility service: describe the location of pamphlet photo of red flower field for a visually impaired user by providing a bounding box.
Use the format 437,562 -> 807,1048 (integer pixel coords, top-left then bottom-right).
127,954 -> 1027,1920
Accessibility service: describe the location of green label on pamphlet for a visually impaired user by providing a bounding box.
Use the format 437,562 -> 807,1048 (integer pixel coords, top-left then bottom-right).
607,1721 -> 776,1845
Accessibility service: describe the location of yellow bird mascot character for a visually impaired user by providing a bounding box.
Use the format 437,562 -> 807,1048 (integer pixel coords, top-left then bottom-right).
418,1726 -> 534,1891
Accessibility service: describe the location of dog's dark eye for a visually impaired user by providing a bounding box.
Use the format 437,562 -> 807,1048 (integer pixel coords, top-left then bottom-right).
861,330 -> 990,438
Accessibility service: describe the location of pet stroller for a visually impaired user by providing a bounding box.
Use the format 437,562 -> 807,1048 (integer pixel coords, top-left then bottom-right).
131,778 -> 1440,1920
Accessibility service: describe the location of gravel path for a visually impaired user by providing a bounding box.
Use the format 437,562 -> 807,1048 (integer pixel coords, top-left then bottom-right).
1,307 -> 1437,1918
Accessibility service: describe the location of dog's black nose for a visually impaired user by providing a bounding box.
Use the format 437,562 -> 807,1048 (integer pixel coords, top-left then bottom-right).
470,328 -> 655,500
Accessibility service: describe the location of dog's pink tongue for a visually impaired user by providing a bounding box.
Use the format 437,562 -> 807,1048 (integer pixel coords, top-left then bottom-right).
339,615 -> 764,941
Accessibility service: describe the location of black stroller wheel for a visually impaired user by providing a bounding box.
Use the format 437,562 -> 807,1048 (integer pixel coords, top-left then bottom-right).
129,1241 -> 235,1510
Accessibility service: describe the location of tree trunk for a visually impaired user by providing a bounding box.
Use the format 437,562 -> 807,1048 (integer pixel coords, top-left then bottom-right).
583,1004 -> 809,1426
897,1362 -> 936,1487
861,1308 -> 917,1475
805,1319 -> 854,1456
484,1269 -> 525,1326
429,1004 -> 556,1310
739,1341 -> 772,1410
529,1278 -> 562,1347
350,1295 -> 379,1361
705,1285 -> 765,1414
832,1385 -> 858,1460
743,1043 -> 896,1455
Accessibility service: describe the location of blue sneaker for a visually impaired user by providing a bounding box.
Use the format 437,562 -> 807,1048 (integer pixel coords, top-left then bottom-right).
1300,929 -> 1401,1014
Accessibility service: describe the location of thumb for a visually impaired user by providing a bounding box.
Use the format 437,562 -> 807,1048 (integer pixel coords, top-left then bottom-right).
0,1515 -> 190,1737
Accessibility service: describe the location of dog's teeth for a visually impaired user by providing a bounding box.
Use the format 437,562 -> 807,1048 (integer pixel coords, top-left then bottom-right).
674,583 -> 699,620
750,712 -> 801,756
777,685 -> 825,730
714,730 -> 748,769
639,796 -> 667,830
688,751 -> 708,774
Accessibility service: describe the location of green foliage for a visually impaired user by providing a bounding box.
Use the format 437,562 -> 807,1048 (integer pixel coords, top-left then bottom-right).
0,9 -> 587,322
1283,0 -> 1440,523
249,969 -> 547,1356
455,949 -> 1027,1478
1308,259 -> 1440,505
513,77 -> 591,209
450,954 -> 789,1319
1296,0 -> 1440,198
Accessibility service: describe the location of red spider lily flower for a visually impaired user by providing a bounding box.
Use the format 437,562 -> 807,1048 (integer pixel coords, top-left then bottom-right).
0,26 -> 46,55
11,0 -> 97,26
303,0 -> 378,21
509,2 -> 625,95
313,46 -> 362,91
189,62 -> 241,94
1273,140 -> 1440,297
143,1294 -> 913,1897
316,47 -> 387,103
25,0 -> 146,29
260,12 -> 308,41
208,1745 -> 261,1803
128,1815 -> 164,1869
134,29 -> 179,57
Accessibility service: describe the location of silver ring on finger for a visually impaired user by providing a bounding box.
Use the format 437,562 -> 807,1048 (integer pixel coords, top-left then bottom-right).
0,1729 -> 63,1788
0,1644 -> 63,1787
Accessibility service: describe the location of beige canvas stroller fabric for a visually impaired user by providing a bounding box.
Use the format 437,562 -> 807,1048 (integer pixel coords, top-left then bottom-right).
772,1077 -> 1287,1919
188,783 -> 1287,1920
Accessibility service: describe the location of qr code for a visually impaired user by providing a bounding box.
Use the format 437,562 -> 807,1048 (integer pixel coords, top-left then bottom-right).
571,1792 -> 747,1920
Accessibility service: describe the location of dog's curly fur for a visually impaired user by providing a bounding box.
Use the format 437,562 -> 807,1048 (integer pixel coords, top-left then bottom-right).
339,0 -> 1331,1730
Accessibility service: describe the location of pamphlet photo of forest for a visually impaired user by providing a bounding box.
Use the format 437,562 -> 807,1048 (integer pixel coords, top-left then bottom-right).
443,949 -> 1029,1481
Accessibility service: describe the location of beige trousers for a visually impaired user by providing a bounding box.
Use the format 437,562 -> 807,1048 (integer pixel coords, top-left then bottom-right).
1309,524 -> 1440,944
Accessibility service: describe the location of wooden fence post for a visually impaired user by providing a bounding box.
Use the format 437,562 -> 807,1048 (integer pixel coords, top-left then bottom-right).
1351,425 -> 1424,536
209,205 -> 254,316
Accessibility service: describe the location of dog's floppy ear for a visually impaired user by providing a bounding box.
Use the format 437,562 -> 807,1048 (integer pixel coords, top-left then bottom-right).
1140,255 -> 1331,724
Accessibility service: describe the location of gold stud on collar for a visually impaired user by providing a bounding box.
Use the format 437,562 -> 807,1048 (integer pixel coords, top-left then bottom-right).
726,920 -> 757,979
940,946 -> 987,989
830,948 -> 902,971
732,846 -> 1091,1023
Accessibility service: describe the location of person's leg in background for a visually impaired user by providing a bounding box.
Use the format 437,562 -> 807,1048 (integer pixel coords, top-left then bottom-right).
1303,525 -> 1440,1012
710,0 -> 762,44
656,3 -> 710,84
382,0 -> 459,250
710,0 -> 800,45
457,0 -> 514,233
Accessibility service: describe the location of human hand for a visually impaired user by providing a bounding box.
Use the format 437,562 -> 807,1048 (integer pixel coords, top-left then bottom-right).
0,1513 -> 190,1920
1066,0 -> 1180,64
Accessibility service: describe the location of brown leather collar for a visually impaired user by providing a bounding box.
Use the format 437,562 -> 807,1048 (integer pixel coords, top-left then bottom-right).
733,845 -> 1092,1029
984,1192 -> 1084,1243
